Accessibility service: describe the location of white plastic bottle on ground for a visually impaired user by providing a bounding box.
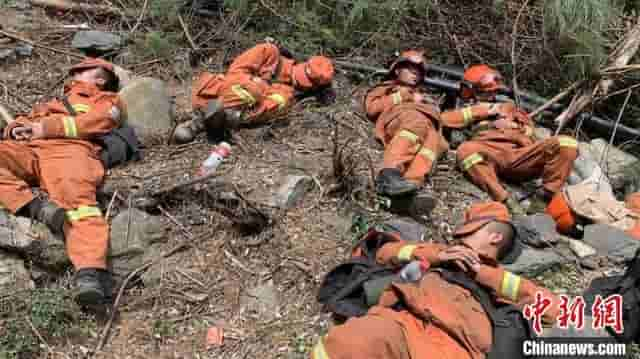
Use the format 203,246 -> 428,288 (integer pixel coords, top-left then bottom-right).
197,142 -> 231,177
399,260 -> 428,282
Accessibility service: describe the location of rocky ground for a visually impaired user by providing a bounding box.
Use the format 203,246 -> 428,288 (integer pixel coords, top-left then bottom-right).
1,2 -> 640,358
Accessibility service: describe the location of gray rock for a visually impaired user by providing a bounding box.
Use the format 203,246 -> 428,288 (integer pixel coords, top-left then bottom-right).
15,44 -> 33,56
275,175 -> 315,209
587,139 -> 639,190
504,246 -> 570,277
0,250 -> 34,291
118,78 -> 174,139
0,211 -> 68,271
71,31 -> 123,54
582,224 -> 640,261
0,49 -> 16,61
567,239 -> 597,258
240,281 -> 280,320
514,214 -> 558,247
383,218 -> 427,242
109,209 -> 167,278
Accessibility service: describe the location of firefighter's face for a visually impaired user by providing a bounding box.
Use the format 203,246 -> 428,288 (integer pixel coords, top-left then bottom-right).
395,64 -> 423,86
73,68 -> 107,88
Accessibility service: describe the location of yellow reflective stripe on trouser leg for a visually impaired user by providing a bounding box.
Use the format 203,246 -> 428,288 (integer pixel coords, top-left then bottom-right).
312,337 -> 330,359
63,116 -> 78,138
397,130 -> 419,144
461,153 -> 483,171
558,136 -> 578,148
231,85 -> 256,106
72,104 -> 91,113
391,92 -> 403,105
462,107 -> 474,126
417,147 -> 436,162
500,271 -> 522,301
66,206 -> 102,222
397,244 -> 417,262
267,93 -> 287,110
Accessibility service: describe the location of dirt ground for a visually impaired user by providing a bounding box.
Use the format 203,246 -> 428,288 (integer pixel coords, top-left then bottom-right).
0,4 -> 633,359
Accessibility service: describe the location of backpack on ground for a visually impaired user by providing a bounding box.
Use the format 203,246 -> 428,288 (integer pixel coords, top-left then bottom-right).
583,247 -> 640,343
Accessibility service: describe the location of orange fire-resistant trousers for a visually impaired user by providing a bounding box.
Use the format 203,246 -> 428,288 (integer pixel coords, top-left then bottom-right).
0,140 -> 108,270
382,111 -> 442,185
457,136 -> 578,202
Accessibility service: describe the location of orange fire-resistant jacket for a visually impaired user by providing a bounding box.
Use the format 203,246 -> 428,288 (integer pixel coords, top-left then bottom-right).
226,42 -> 296,85
370,239 -> 561,359
4,81 -> 122,146
441,100 -> 536,148
364,80 -> 443,144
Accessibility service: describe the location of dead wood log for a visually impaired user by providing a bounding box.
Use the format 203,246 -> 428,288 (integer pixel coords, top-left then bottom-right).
30,0 -> 134,17
555,16 -> 640,132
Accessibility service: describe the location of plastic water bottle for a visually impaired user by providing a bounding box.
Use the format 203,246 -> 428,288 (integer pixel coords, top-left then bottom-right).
197,142 -> 231,177
399,260 -> 428,282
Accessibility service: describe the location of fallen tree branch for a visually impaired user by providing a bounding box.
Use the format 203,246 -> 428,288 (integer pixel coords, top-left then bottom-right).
529,81 -> 582,118
555,16 -> 640,133
0,29 -> 84,59
30,0 -> 133,17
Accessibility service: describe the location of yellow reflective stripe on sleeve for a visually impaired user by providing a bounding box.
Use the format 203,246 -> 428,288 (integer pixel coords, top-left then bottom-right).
418,147 -> 436,162
397,130 -> 419,144
461,153 -> 483,171
500,271 -> 522,301
391,92 -> 403,105
267,93 -> 287,110
63,116 -> 78,138
72,104 -> 91,113
231,85 -> 256,106
558,136 -> 578,148
397,244 -> 417,262
462,107 -> 474,126
312,338 -> 330,359
66,206 -> 102,222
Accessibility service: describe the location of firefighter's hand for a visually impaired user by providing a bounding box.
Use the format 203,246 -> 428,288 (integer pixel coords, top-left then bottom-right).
10,126 -> 32,140
437,245 -> 481,273
493,118 -> 518,130
26,123 -> 44,140
413,93 -> 425,103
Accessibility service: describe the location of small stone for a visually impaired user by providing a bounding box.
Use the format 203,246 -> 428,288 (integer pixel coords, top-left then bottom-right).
514,214 -> 558,247
568,239 -> 597,258
582,224 -> 640,261
118,78 -> 174,140
504,246 -> 570,277
275,175 -> 315,209
580,257 -> 600,270
15,44 -> 32,56
71,31 -> 123,54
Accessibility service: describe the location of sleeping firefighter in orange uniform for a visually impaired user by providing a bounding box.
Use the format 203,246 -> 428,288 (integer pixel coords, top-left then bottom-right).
442,65 -> 579,215
312,201 -> 563,359
173,42 -> 335,143
0,58 -> 123,307
364,51 -> 504,215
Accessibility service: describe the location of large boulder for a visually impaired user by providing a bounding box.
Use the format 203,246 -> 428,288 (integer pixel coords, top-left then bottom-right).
586,139 -> 639,190
118,78 -> 174,139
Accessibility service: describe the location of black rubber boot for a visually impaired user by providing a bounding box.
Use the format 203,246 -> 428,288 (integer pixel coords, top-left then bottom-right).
172,112 -> 208,144
375,168 -> 418,197
73,268 -> 113,307
18,198 -> 66,235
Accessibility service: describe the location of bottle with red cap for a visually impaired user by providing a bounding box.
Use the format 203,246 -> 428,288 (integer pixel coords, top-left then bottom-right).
197,142 -> 231,177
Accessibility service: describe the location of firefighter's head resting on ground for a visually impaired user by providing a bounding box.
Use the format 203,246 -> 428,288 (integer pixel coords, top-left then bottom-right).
448,201 -> 519,268
461,64 -> 508,102
390,50 -> 428,87
291,55 -> 334,91
69,58 -> 119,92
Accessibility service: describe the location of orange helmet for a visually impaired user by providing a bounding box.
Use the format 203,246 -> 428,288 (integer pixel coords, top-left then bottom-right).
389,50 -> 428,75
545,192 -> 577,234
292,56 -> 334,90
461,64 -> 506,99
